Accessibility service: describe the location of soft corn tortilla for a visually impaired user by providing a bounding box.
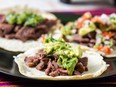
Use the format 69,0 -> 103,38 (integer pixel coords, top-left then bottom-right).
0,6 -> 62,52
14,44 -> 109,80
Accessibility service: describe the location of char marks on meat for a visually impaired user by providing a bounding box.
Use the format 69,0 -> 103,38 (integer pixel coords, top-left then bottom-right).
24,49 -> 88,77
0,15 -> 57,42
0,24 -> 14,35
87,31 -> 96,39
36,49 -> 47,59
15,27 -> 35,42
73,34 -> 90,43
36,58 -> 48,70
73,31 -> 96,47
24,56 -> 39,67
72,30 -> 116,47
75,57 -> 88,73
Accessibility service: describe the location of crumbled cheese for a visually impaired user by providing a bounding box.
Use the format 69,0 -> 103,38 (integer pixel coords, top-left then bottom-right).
100,14 -> 111,25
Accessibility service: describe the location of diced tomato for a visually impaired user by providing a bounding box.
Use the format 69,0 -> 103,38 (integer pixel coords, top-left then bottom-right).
76,17 -> 85,28
82,12 -> 92,19
76,12 -> 92,29
91,16 -> 101,23
101,46 -> 112,54
94,45 -> 112,54
102,32 -> 114,38
101,32 -> 107,36
94,45 -> 103,51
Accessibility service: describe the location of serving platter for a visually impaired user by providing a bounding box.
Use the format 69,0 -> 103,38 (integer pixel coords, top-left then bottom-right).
0,13 -> 116,82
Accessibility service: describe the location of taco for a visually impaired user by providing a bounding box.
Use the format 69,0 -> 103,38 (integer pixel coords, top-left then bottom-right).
14,35 -> 109,80
0,6 -> 62,52
60,12 -> 116,57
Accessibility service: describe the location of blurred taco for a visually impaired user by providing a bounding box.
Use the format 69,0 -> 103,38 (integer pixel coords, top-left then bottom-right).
14,35 -> 109,80
0,6 -> 62,52
60,12 -> 116,57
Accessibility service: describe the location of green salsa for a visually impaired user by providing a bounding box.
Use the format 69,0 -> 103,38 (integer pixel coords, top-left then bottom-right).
6,12 -> 44,27
43,34 -> 82,75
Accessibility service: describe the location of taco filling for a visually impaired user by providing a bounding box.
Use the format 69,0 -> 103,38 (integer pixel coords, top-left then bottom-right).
14,35 -> 109,79
61,12 -> 116,55
0,12 -> 58,42
24,35 -> 87,76
0,7 -> 62,52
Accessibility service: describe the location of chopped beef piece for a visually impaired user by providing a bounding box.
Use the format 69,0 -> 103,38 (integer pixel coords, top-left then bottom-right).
39,19 -> 48,24
49,69 -> 59,77
113,33 -> 116,40
24,49 -> 88,77
70,31 -> 97,48
15,26 -> 35,41
0,23 -> 14,34
44,20 -> 57,28
45,60 -> 60,76
33,57 -> 40,64
52,61 -> 59,70
0,15 -> 6,23
45,60 -> 59,76
73,34 -> 90,43
36,25 -> 47,30
36,19 -> 57,33
36,58 -> 48,70
113,39 -> 116,46
45,59 -> 52,75
15,19 -> 56,42
78,57 -> 88,66
85,66 -> 88,71
36,62 -> 45,70
5,34 -> 16,39
36,25 -> 48,33
14,26 -> 21,32
74,70 -> 81,75
24,56 -> 39,67
90,39 -> 96,44
75,62 -> 86,73
0,15 -> 57,42
25,49 -> 47,70
33,30 -> 46,39
75,57 -> 88,73
0,30 -> 4,37
53,54 -> 58,62
58,69 -> 68,75
39,19 -> 57,28
36,49 -> 46,59
87,31 -> 96,39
